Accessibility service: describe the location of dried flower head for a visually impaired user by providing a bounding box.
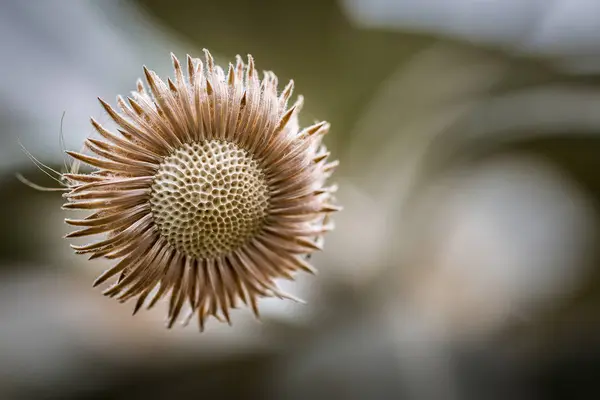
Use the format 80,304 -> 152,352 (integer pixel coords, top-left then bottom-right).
61,50 -> 339,329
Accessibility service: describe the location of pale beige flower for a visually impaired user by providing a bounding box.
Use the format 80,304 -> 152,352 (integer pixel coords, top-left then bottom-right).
62,50 -> 339,329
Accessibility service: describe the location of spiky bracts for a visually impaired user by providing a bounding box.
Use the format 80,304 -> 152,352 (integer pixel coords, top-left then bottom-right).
63,50 -> 339,329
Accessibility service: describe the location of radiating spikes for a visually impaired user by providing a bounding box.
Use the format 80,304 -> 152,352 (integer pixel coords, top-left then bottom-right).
70,214 -> 152,252
171,53 -> 186,86
117,271 -> 127,285
292,95 -> 304,114
165,254 -> 186,315
166,262 -> 186,322
197,304 -> 207,331
93,261 -> 129,288
136,79 -> 146,95
235,55 -> 244,80
64,150 -> 109,170
269,71 -> 278,90
205,76 -> 213,95
186,259 -> 198,309
98,96 -> 117,115
181,309 -> 195,328
267,161 -> 314,188
193,265 -> 209,329
117,245 -> 172,303
247,54 -> 255,79
269,200 -> 322,215
214,259 -> 232,323
86,138 -> 111,152
313,151 -> 330,163
260,232 -> 322,253
92,238 -> 152,287
193,59 -> 205,141
260,71 -> 269,89
65,207 -> 148,238
69,176 -> 153,195
227,63 -> 235,86
102,238 -> 164,297
170,52 -> 179,66
249,292 -> 260,319
195,58 -> 204,76
99,97 -> 163,151
167,290 -> 186,328
98,98 -> 137,134
133,289 -> 151,315
142,65 -> 154,87
61,51 -> 339,329
84,139 -> 158,171
263,223 -> 332,238
222,254 -> 250,305
63,173 -> 103,183
229,251 -> 272,300
103,227 -> 156,260
290,254 -> 318,275
296,236 -> 323,251
144,68 -> 169,100
313,122 -> 331,137
246,245 -> 294,281
139,70 -> 186,148
280,79 -> 294,107
203,48 -> 214,72
66,150 -> 152,174
204,259 -> 222,320
214,65 -> 226,81
187,54 -> 196,84
115,95 -> 136,116
89,117 -> 116,139
63,189 -> 147,210
126,96 -> 145,116
218,257 -> 239,310
321,203 -> 342,212
252,238 -> 313,278
324,160 -> 339,172
314,184 -> 338,195
272,290 -> 305,304
276,104 -> 297,132
147,269 -> 176,310
300,120 -> 328,137
65,213 -> 134,234
167,78 -> 177,92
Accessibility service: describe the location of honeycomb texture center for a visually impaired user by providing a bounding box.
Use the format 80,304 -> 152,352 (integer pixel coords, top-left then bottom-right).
150,140 -> 270,259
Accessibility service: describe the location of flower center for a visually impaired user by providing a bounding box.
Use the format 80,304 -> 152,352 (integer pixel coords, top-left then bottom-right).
150,140 -> 270,259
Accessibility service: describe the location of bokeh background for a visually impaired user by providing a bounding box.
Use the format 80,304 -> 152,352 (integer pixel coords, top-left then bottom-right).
2,0 -> 600,399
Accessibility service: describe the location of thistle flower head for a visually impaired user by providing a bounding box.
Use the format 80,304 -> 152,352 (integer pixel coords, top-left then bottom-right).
62,50 -> 339,329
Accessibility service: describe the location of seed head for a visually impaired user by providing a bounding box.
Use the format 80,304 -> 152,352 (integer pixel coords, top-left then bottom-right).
62,51 -> 339,329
